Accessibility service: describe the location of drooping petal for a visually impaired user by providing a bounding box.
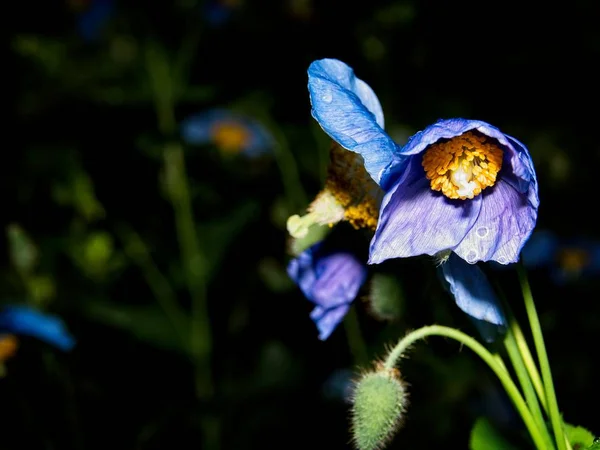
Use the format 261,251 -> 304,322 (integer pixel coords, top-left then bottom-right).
453,180 -> 538,264
439,254 -> 506,342
310,304 -> 351,340
369,159 -> 482,264
287,242 -> 367,340
0,305 -> 76,351
308,59 -> 401,185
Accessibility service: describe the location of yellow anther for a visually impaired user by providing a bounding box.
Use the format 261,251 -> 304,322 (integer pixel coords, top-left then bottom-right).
422,131 -> 504,200
210,121 -> 251,154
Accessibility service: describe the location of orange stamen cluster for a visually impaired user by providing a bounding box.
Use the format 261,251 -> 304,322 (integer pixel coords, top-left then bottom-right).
422,131 -> 504,200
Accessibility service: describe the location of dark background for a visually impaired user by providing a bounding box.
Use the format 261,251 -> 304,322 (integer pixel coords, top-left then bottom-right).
4,1 -> 598,449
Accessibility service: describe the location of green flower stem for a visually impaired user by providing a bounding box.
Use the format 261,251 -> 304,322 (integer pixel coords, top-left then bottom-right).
145,41 -> 214,402
504,325 -> 555,449
510,316 -> 547,411
344,306 -> 369,366
383,325 -> 548,450
117,225 -> 189,347
251,109 -> 308,211
517,263 -> 567,450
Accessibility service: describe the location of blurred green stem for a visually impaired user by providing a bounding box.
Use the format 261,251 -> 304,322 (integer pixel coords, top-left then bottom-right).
384,325 -> 548,450
344,306 -> 368,366
517,262 -> 568,450
116,225 -> 189,348
145,41 -> 214,403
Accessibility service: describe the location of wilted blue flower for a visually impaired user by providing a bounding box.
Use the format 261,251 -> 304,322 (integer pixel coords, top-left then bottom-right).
70,0 -> 114,42
439,254 -> 506,342
180,109 -> 273,157
521,230 -> 600,284
0,305 -> 75,351
287,242 -> 367,340
307,58 -> 539,266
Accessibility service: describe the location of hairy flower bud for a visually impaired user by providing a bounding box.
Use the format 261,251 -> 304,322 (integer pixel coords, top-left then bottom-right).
351,365 -> 408,450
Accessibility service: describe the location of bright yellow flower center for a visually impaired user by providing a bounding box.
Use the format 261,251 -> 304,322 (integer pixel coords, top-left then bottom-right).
422,131 -> 504,200
210,121 -> 251,154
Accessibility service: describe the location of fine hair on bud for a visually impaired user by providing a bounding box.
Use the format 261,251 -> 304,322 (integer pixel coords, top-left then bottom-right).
351,363 -> 408,450
366,272 -> 405,321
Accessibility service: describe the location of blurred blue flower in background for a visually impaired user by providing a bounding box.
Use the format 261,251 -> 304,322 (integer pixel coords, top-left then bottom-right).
0,305 -> 76,352
439,254 -> 506,342
204,0 -> 243,26
69,0 -> 115,42
521,230 -> 600,284
287,242 -> 367,340
181,109 -> 274,157
307,58 -> 539,266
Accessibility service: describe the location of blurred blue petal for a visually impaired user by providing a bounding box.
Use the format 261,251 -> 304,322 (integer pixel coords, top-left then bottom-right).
287,242 -> 367,340
439,254 -> 506,342
521,230 -> 559,268
308,58 -> 402,185
0,305 -> 75,351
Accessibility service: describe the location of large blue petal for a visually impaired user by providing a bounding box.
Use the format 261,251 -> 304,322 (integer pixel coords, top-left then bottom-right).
453,180 -> 538,264
308,59 -> 401,185
0,305 -> 76,351
439,254 -> 506,342
369,159 -> 482,264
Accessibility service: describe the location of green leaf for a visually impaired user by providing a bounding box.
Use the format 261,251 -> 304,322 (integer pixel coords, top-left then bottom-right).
587,438 -> 600,450
81,300 -> 191,356
470,417 -> 517,450
564,423 -> 595,449
198,200 -> 261,282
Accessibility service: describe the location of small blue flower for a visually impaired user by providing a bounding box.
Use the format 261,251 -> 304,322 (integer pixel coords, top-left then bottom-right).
73,0 -> 114,42
439,254 -> 506,342
287,242 -> 367,340
521,230 -> 600,284
0,305 -> 75,351
180,109 -> 273,157
308,58 -> 539,266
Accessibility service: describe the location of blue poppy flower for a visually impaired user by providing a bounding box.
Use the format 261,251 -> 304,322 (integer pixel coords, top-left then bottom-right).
72,0 -> 114,42
439,253 -> 506,342
0,305 -> 75,351
287,242 -> 367,340
180,109 -> 274,157
307,58 -> 539,266
521,230 -> 600,284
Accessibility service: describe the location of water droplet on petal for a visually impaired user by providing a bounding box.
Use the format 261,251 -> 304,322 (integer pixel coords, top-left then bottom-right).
476,226 -> 490,238
466,250 -> 478,263
321,91 -> 333,103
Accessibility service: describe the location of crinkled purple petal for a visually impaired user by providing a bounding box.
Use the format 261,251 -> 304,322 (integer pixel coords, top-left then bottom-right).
369,159 -> 482,264
0,305 -> 76,351
308,59 -> 401,185
439,254 -> 506,342
453,180 -> 538,264
310,304 -> 351,340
